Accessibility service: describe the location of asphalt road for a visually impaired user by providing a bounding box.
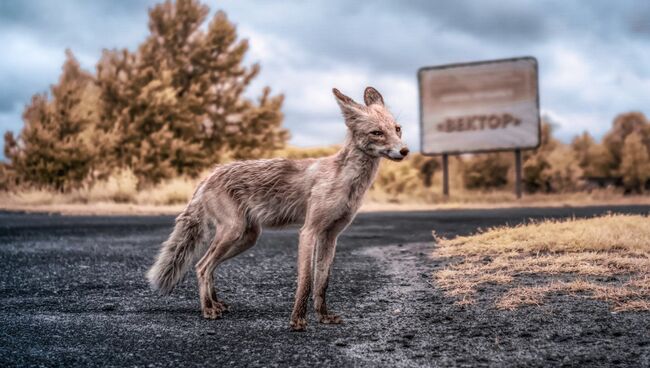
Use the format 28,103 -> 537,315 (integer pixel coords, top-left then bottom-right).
1,205 -> 649,367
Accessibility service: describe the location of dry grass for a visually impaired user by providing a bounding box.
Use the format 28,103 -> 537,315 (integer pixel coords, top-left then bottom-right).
2,146 -> 650,215
360,191 -> 650,212
0,168 -> 198,214
134,177 -> 195,205
496,279 -> 650,312
432,214 -> 650,311
84,169 -> 139,203
273,145 -> 339,159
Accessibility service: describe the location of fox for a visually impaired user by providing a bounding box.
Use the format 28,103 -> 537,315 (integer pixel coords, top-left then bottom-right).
146,86 -> 409,331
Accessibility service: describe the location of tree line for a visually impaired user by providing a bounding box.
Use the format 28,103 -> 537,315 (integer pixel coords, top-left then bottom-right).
2,0 -> 287,191
459,113 -> 650,194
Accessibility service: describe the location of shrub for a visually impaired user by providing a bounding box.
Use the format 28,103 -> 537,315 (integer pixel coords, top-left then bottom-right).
273,146 -> 339,159
620,132 -> 650,193
462,153 -> 511,190
85,169 -> 138,203
136,177 -> 196,205
371,160 -> 424,202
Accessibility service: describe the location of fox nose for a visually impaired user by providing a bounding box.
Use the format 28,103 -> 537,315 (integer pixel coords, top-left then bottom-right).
399,147 -> 410,157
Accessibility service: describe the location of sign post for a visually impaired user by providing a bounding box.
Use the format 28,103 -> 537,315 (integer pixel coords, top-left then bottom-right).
442,154 -> 449,197
515,149 -> 522,199
418,57 -> 540,198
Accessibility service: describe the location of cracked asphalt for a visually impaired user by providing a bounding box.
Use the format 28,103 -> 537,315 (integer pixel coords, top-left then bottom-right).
1,205 -> 649,367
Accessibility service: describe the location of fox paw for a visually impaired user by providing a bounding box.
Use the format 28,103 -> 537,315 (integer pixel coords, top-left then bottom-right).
214,300 -> 229,312
202,306 -> 223,320
318,314 -> 343,324
290,318 -> 307,331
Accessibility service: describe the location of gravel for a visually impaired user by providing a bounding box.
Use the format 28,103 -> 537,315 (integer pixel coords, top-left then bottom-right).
1,205 -> 649,367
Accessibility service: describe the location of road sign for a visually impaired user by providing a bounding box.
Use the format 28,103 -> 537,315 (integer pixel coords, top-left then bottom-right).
418,57 -> 540,155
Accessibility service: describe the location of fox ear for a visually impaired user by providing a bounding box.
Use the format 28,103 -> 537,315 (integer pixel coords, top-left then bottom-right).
363,86 -> 384,106
332,88 -> 365,123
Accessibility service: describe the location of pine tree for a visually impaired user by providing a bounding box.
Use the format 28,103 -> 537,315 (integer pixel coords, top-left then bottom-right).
97,0 -> 211,183
620,131 -> 650,193
4,50 -> 98,190
195,9 -> 287,160
225,87 -> 288,159
5,0 -> 288,189
96,0 -> 288,184
95,49 -> 137,176
0,159 -> 16,190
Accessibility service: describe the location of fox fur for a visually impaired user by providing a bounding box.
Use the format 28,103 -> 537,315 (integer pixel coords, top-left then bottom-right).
146,86 -> 409,331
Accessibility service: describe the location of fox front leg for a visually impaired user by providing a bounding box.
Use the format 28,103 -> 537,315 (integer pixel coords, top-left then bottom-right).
312,235 -> 342,324
290,228 -> 316,331
312,217 -> 349,325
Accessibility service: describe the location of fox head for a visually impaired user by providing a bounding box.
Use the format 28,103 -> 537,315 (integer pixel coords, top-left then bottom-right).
333,87 -> 409,161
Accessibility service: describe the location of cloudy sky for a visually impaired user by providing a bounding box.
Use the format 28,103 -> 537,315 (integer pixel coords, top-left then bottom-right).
1,0 -> 649,156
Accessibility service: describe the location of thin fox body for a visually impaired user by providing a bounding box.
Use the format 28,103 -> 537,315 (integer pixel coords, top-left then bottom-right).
147,87 -> 408,331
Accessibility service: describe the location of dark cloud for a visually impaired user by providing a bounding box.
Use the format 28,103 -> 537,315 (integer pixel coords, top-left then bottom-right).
220,0 -> 650,76
393,0 -> 550,42
626,4 -> 650,37
0,1 -> 149,29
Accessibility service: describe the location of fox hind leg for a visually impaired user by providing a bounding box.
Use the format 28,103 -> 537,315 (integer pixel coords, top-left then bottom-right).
196,217 -> 260,319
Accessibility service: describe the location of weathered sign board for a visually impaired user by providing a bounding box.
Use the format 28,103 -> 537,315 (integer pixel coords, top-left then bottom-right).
418,57 -> 540,155
417,57 -> 541,197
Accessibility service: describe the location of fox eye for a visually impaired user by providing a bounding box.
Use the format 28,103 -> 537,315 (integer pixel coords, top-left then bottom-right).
370,130 -> 384,136
395,126 -> 401,133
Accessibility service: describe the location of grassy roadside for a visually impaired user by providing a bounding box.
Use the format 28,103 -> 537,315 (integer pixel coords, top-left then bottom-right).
3,145 -> 649,216
432,214 -> 650,312
2,194 -> 650,216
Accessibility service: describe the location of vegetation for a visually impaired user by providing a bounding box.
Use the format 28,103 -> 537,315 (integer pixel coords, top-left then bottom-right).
458,115 -> 650,195
3,51 -> 100,191
3,112 -> 650,210
462,153 -> 510,190
432,214 -> 650,312
3,0 -> 286,190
